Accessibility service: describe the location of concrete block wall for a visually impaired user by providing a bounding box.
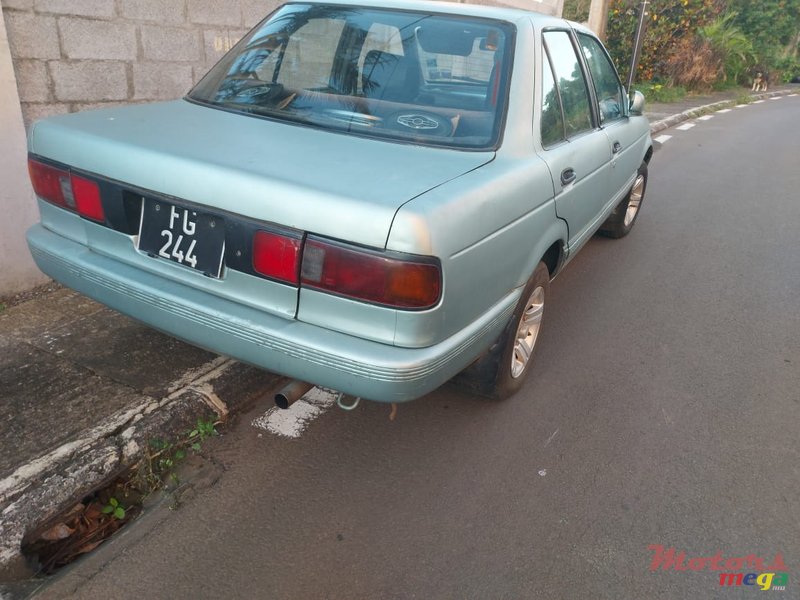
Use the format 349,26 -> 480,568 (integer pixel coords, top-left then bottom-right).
1,0 -> 283,127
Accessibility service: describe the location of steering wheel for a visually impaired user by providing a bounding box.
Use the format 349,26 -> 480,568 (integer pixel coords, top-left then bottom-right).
231,81 -> 286,103
385,110 -> 453,137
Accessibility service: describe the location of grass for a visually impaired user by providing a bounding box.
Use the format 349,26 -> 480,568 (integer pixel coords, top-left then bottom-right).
636,82 -> 687,103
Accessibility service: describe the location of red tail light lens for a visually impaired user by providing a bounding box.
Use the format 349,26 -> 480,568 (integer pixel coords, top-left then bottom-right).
28,159 -> 72,209
301,238 -> 441,309
29,157 -> 105,223
71,174 -> 105,222
252,230 -> 302,284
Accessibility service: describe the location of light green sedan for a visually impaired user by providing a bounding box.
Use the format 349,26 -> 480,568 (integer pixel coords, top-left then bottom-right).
26,0 -> 653,405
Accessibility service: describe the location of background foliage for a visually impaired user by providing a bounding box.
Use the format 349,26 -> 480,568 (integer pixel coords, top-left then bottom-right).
563,0 -> 800,88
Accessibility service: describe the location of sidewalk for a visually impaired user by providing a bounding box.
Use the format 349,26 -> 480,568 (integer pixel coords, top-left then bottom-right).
1,81 -> 798,583
0,286 -> 280,580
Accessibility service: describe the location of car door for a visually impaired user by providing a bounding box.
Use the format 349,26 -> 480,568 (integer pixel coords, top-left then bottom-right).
576,32 -> 640,203
538,29 -> 612,251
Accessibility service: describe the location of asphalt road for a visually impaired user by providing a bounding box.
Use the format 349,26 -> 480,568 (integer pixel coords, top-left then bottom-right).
37,97 -> 800,600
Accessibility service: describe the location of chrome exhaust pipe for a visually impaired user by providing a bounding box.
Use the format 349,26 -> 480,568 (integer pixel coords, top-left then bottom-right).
274,380 -> 314,409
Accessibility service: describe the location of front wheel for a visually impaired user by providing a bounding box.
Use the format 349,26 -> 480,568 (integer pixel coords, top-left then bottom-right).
599,161 -> 648,239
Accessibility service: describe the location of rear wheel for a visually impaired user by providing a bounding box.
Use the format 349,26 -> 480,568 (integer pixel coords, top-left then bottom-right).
599,161 -> 648,239
457,261 -> 550,400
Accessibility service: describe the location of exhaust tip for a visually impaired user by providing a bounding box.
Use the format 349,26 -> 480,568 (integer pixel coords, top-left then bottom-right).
275,393 -> 291,410
273,380 -> 314,410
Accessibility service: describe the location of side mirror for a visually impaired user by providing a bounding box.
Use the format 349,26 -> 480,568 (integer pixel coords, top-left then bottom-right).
629,90 -> 645,116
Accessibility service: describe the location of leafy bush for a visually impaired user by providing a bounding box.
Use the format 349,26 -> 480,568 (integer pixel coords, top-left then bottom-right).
698,13 -> 755,84
606,0 -> 724,86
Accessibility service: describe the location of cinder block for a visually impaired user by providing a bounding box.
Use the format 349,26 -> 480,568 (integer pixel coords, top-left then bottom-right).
133,63 -> 193,100
2,0 -> 35,10
50,61 -> 128,102
192,64 -> 210,85
4,13 -> 60,60
241,0 -> 281,28
33,0 -> 115,18
13,59 -> 50,103
21,102 -> 70,128
141,26 -> 202,62
188,0 -> 241,27
59,18 -> 137,61
203,29 -> 246,66
119,0 -> 185,24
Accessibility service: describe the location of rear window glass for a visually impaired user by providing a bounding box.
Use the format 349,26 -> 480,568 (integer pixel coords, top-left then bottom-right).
188,4 -> 515,150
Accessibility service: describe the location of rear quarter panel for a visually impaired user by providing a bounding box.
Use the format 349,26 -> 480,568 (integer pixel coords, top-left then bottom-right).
388,156 -> 566,346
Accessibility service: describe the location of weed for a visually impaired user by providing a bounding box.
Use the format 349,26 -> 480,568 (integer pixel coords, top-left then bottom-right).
0,302 -> 6,314
735,93 -> 753,105
189,418 -> 218,445
101,497 -> 126,520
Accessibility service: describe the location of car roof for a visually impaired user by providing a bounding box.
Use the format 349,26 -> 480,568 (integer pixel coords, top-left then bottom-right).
283,0 -> 569,26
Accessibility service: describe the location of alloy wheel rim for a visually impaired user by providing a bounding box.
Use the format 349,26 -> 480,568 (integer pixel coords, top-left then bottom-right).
511,286 -> 545,379
624,174 -> 645,227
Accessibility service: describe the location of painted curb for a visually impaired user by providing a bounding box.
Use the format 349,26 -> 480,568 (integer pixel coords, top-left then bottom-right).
649,88 -> 798,135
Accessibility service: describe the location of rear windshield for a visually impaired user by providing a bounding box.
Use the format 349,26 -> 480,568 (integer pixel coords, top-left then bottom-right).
188,4 -> 515,150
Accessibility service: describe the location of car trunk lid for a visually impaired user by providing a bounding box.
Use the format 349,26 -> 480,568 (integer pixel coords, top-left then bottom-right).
30,99 -> 494,249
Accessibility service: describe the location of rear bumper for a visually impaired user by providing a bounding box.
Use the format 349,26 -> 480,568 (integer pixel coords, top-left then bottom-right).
27,224 -> 516,403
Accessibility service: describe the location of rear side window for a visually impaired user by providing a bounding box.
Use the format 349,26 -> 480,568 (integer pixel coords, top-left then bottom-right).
542,30 -> 593,139
578,33 -> 624,124
540,50 -> 565,148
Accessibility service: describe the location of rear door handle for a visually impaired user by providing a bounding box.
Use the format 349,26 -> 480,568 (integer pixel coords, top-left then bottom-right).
612,141 -> 622,154
561,168 -> 577,186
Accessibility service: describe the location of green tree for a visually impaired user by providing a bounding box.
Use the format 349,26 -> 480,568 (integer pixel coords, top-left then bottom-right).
729,0 -> 800,79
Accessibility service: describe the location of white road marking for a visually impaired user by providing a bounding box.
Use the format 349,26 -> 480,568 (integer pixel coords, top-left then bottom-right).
735,104 -> 749,108
252,387 -> 336,438
717,108 -> 732,113
697,115 -> 714,120
770,97 -> 783,101
676,123 -> 695,131
753,100 -> 765,104
789,94 -> 798,97
654,134 -> 672,144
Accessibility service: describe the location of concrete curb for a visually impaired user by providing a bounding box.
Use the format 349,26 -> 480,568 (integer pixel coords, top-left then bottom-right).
649,88 -> 797,135
0,358 -> 278,581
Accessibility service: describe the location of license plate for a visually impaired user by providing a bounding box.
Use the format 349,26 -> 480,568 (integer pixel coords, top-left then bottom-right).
137,197 -> 225,277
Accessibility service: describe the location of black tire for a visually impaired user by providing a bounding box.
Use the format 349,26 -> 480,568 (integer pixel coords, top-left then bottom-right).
599,161 -> 648,239
455,261 -> 550,400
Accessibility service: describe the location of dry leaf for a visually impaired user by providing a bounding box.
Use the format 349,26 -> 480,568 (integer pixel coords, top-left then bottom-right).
40,523 -> 75,541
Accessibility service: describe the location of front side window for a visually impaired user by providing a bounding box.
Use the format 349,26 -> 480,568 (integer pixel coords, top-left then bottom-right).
578,33 -> 624,124
189,4 -> 515,149
542,30 -> 593,139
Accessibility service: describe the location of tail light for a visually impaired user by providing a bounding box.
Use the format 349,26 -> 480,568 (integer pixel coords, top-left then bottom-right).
28,157 -> 106,223
252,230 -> 302,284
70,174 -> 104,222
300,237 -> 441,309
28,159 -> 72,210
